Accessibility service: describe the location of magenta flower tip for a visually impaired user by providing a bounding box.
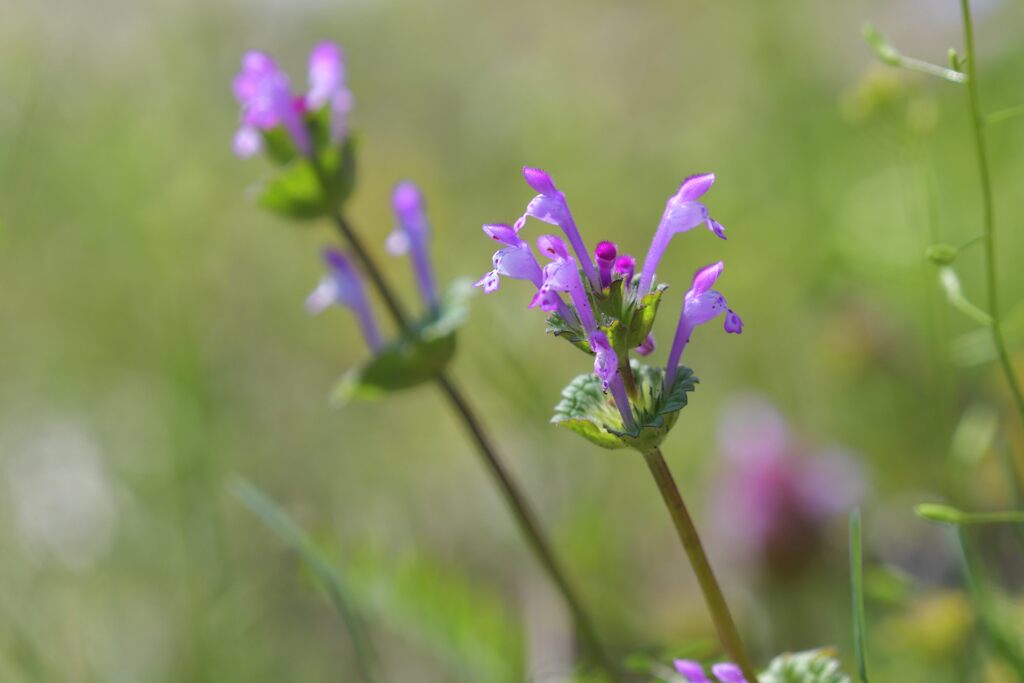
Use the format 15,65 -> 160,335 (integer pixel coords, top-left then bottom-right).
594,241 -> 617,262
613,254 -> 635,284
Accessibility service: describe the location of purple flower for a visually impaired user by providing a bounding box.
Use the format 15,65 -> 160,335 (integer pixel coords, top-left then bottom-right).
232,51 -> 311,158
712,395 -> 865,576
306,42 -> 353,144
474,223 -> 544,293
664,261 -> 742,389
634,333 -> 656,356
590,330 -> 635,429
594,241 -> 617,289
711,664 -> 747,683
515,167 -> 601,290
387,181 -> 437,309
638,173 -> 726,294
674,660 -> 748,683
613,254 -> 635,285
306,248 -> 382,352
674,660 -> 711,682
531,234 -> 598,335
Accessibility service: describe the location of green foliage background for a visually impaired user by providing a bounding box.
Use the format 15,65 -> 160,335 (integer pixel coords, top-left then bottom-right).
2,0 -> 1024,680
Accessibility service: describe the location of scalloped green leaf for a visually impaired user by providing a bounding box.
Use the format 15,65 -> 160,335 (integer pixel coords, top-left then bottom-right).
551,373 -> 628,449
759,649 -> 851,683
331,280 -> 472,404
551,363 -> 698,453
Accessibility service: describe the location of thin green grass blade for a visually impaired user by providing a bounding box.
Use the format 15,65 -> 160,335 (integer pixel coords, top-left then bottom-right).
956,527 -> 1024,677
849,509 -> 869,683
230,477 -> 380,683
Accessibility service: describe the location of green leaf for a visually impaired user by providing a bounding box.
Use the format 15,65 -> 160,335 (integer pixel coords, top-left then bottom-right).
624,285 -> 667,349
331,280 -> 472,403
230,478 -> 380,682
551,362 -> 698,453
759,649 -> 852,683
849,509 -> 869,683
256,136 -> 357,220
261,127 -> 299,166
915,502 -> 1024,525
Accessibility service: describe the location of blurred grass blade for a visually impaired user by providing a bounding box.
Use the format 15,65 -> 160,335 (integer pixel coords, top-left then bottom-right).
849,509 -> 869,683
862,22 -> 966,82
230,477 -> 380,683
915,503 -> 1024,525
956,528 -> 1024,676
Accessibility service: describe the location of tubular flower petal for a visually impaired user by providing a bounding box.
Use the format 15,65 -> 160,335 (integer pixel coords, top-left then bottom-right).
306,248 -> 381,352
594,241 -> 617,289
306,42 -> 353,143
665,261 -> 742,389
518,167 -> 601,289
638,173 -> 726,293
388,181 -> 437,309
674,660 -> 711,683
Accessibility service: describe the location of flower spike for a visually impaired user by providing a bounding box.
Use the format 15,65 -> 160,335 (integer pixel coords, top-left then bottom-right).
664,261 -> 742,388
388,180 -> 438,309
232,51 -> 311,158
517,167 -> 601,290
306,248 -> 382,352
638,173 -> 726,293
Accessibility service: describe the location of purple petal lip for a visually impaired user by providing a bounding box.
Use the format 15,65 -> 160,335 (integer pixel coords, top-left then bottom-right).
725,309 -> 743,334
522,166 -> 558,196
677,172 -> 716,202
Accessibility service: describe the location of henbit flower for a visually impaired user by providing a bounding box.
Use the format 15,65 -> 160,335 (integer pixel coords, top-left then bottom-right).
530,234 -> 598,336
594,241 -> 617,289
638,173 -> 727,294
664,261 -> 742,389
634,333 -> 656,356
306,42 -> 353,144
711,663 -> 747,683
474,223 -> 544,293
306,248 -> 382,352
590,331 -> 635,429
674,660 -> 711,683
713,395 -> 865,576
516,167 -> 601,290
674,660 -> 747,683
613,254 -> 635,286
232,51 -> 311,158
387,181 -> 438,309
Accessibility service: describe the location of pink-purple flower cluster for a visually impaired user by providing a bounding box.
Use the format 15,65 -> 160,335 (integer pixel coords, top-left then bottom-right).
477,167 -> 743,431
232,42 -> 352,159
675,659 -> 748,683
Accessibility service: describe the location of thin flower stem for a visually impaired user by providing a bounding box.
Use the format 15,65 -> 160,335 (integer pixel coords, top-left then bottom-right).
959,0 -> 1024,472
642,447 -> 757,682
309,162 -> 620,679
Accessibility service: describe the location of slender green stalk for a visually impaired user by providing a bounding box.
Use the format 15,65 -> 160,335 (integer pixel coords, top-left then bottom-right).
642,448 -> 756,681
959,0 -> 1024,447
986,104 -> 1024,126
956,527 -> 1024,675
849,509 -> 870,683
231,478 -> 380,683
308,161 -> 620,680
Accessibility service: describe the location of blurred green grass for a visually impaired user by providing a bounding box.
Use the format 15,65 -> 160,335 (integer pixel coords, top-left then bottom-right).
3,0 -> 1024,680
